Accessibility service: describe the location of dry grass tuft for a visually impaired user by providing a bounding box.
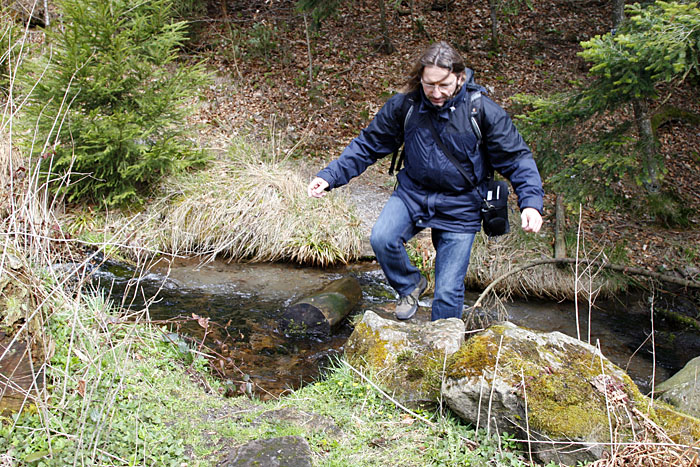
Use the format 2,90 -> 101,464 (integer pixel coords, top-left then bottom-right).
591,441 -> 699,467
105,137 -> 363,266
466,208 -> 625,302
588,407 -> 700,467
1,130 -> 22,220
408,204 -> 626,314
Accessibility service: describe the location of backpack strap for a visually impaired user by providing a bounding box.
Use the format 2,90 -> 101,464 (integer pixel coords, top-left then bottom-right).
467,88 -> 496,182
469,90 -> 483,144
388,93 -> 416,175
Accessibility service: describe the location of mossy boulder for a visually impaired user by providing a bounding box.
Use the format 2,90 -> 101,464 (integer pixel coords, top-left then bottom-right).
344,310 -> 465,405
655,355 -> 700,418
442,322 -> 700,466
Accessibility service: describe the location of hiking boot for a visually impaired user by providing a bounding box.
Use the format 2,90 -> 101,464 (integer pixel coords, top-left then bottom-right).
395,276 -> 428,320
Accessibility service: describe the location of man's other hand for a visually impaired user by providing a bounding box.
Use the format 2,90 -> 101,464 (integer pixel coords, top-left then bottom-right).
521,207 -> 542,233
307,177 -> 330,198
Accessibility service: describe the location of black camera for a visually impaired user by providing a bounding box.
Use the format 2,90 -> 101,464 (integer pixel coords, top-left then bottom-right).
481,180 -> 510,237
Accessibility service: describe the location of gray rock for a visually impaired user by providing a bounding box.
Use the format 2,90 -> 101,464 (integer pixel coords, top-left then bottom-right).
441,322 -> 700,466
655,355 -> 700,418
345,310 -> 465,405
218,435 -> 313,467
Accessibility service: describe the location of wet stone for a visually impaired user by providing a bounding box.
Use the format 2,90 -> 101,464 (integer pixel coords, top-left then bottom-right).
218,435 -> 313,467
655,355 -> 700,418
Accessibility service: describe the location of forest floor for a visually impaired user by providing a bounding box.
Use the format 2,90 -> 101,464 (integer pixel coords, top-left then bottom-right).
187,0 -> 700,286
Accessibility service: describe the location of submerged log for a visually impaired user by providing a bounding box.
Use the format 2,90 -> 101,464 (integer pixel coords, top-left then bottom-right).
281,276 -> 362,338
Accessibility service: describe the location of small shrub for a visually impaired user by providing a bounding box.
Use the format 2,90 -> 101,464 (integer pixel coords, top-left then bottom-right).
244,22 -> 279,60
18,0 -> 210,206
642,191 -> 693,228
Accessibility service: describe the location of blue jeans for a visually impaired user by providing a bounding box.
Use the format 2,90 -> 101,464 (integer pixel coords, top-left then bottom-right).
370,194 -> 476,321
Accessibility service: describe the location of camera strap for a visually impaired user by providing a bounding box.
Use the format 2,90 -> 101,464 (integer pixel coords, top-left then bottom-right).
426,117 -> 477,191
427,117 -> 498,212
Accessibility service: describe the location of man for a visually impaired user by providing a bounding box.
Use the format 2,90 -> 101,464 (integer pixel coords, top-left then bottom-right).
307,41 -> 544,321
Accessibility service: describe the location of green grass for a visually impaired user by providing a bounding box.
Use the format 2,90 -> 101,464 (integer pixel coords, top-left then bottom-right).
0,281 -> 536,466
281,362 -> 534,466
1,292 -> 198,465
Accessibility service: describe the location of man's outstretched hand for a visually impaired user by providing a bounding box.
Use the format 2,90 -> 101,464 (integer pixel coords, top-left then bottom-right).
521,207 -> 542,233
307,177 -> 330,198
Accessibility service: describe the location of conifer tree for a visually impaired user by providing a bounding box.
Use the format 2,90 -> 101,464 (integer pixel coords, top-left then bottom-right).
20,0 -> 209,206
579,1 -> 700,193
517,1 -> 699,221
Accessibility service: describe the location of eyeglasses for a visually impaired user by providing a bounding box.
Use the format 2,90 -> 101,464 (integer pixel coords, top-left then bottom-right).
421,78 -> 457,94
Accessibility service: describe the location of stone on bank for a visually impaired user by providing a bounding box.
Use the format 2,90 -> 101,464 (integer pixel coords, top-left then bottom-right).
442,321 -> 700,466
344,312 -> 700,466
654,355 -> 700,419
344,310 -> 465,405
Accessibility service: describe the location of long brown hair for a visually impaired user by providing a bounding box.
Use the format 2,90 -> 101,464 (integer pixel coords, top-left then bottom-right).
403,41 -> 466,93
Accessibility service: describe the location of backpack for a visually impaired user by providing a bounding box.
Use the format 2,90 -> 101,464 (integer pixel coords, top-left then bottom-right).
388,87 -> 484,175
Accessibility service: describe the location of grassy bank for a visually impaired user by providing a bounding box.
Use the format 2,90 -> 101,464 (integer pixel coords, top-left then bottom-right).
0,130 -> 530,464
63,131 -> 632,305
0,268 -> 537,466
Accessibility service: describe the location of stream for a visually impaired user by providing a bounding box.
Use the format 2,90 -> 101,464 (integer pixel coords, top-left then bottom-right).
91,256 -> 700,400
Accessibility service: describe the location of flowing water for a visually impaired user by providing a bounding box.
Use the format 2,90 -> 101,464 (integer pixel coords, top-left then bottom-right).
92,256 -> 700,399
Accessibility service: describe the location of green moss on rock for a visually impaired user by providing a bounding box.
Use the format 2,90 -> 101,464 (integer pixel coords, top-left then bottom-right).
447,334 -> 499,379
345,312 -> 464,404
447,324 -> 643,440
652,402 -> 700,446
345,321 -> 390,370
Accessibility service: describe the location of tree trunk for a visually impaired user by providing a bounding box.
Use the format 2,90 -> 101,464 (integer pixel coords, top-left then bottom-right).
281,276 -> 362,337
632,98 -> 661,193
488,0 -> 499,52
378,0 -> 395,54
612,0 -> 625,30
303,13 -> 313,84
445,0 -> 451,43
554,193 -> 567,261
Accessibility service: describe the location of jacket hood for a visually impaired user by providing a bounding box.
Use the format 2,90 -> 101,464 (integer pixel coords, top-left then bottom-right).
464,67 -> 475,86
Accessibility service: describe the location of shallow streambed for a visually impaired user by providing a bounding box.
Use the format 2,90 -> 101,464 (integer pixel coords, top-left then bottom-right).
91,256 -> 699,398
